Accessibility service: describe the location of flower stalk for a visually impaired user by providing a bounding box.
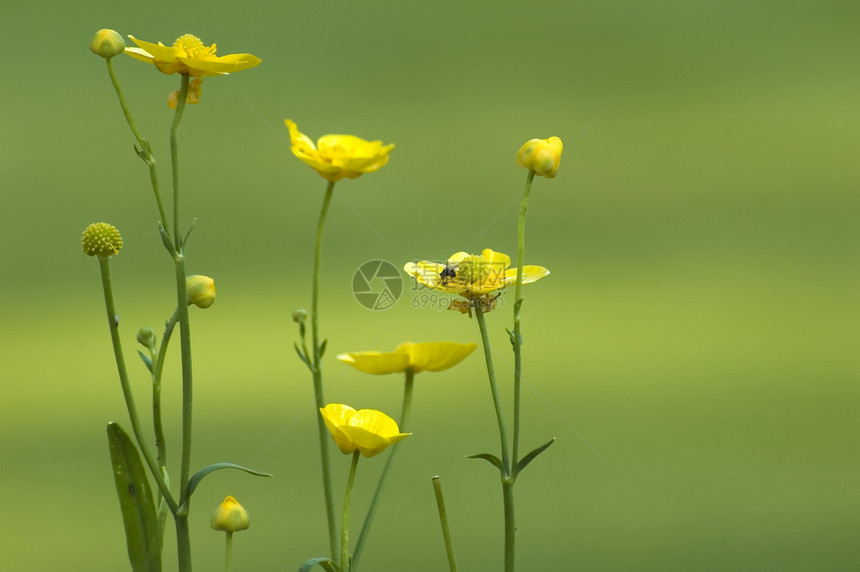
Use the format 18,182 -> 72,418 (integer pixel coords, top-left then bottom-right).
432,476 -> 458,572
341,450 -> 361,571
311,180 -> 339,560
512,169 -> 535,463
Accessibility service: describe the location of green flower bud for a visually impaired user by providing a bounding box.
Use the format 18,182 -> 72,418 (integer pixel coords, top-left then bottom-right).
292,309 -> 308,323
186,275 -> 216,309
211,496 -> 249,533
81,222 -> 123,258
90,29 -> 126,59
136,327 -> 156,350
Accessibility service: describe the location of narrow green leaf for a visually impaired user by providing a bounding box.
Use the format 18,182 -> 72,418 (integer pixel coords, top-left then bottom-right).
298,556 -> 339,572
466,452 -> 504,473
187,462 -> 272,499
319,338 -> 328,358
505,328 -> 516,346
294,342 -> 309,365
106,422 -> 162,572
183,218 -> 197,247
137,350 -> 153,373
514,437 -> 556,477
157,223 -> 175,256
513,298 -> 525,315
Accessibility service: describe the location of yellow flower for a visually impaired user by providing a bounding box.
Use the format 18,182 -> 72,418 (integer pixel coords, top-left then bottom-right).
284,120 -> 394,183
404,248 -> 549,303
516,136 -> 563,178
320,404 -> 411,457
337,342 -> 477,375
125,34 -> 261,76
210,496 -> 250,533
167,77 -> 203,109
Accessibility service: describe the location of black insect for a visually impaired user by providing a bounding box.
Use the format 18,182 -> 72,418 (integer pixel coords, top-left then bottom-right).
439,265 -> 457,284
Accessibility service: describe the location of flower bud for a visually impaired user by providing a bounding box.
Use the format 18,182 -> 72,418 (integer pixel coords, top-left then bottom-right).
292,309 -> 308,323
89,29 -> 126,59
186,275 -> 216,308
136,327 -> 156,350
210,496 -> 249,533
81,222 -> 123,258
516,136 -> 563,178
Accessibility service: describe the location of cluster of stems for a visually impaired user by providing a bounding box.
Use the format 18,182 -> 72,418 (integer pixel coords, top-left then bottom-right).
101,62 -> 197,571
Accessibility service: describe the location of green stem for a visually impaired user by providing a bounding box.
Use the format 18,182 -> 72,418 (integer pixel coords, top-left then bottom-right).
473,303 -> 511,473
105,58 -> 170,239
512,170 -> 534,464
170,75 -> 190,251
152,309 -> 179,473
225,532 -> 233,572
341,451 -> 361,572
432,476 -> 458,572
169,74 -> 193,572
310,181 -> 338,560
351,370 -> 414,570
97,257 -> 177,513
502,479 -> 516,572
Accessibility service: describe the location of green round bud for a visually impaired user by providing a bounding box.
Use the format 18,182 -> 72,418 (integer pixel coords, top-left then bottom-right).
137,327 -> 156,350
90,29 -> 126,59
81,222 -> 123,258
292,309 -> 308,323
186,275 -> 216,309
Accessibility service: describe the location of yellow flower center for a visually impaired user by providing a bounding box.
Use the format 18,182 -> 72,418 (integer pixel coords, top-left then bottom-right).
456,255 -> 502,286
172,34 -> 216,58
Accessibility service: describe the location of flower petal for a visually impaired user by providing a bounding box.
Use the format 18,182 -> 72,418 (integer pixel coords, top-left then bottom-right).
504,265 -> 550,286
336,351 -> 410,375
399,342 -> 477,373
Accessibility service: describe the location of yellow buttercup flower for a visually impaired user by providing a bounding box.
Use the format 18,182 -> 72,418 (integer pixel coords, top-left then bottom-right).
210,496 -> 250,533
516,136 -> 563,178
125,34 -> 261,77
337,341 -> 477,375
284,120 -> 394,183
404,249 -> 549,313
320,404 -> 411,458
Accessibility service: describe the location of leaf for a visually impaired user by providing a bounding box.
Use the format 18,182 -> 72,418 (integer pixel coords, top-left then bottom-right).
513,298 -> 525,315
186,462 -> 272,499
298,557 -> 339,572
157,223 -> 175,256
137,350 -> 153,373
505,328 -> 516,346
319,339 -> 328,358
106,422 -> 162,572
466,452 -> 504,473
514,437 -> 556,477
294,342 -> 309,365
183,218 -> 197,247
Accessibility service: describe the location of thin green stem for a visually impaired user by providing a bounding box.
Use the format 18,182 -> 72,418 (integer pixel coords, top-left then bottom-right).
341,451 -> 361,572
432,476 -> 458,572
152,309 -> 179,473
502,480 -> 516,572
225,532 -> 233,572
105,58 -> 170,239
473,303 -> 510,473
169,74 -> 193,572
512,169 -> 535,464
170,75 -> 190,251
97,257 -> 177,514
309,181 -> 339,560
351,370 -> 415,570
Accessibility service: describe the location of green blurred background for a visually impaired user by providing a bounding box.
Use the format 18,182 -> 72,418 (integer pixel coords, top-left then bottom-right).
1,0 -> 857,570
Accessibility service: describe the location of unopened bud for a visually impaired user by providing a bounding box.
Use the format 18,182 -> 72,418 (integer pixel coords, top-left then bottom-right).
211,496 -> 249,533
292,309 -> 308,323
516,136 -> 563,178
186,275 -> 216,309
137,327 -> 156,350
90,29 -> 126,59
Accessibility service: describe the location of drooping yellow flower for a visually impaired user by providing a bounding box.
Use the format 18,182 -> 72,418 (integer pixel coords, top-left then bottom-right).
186,275 -> 216,309
285,120 -> 394,183
404,249 -> 549,314
320,404 -> 411,457
210,496 -> 250,533
167,77 -> 203,109
516,136 -> 563,178
125,34 -> 261,77
337,342 -> 477,375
